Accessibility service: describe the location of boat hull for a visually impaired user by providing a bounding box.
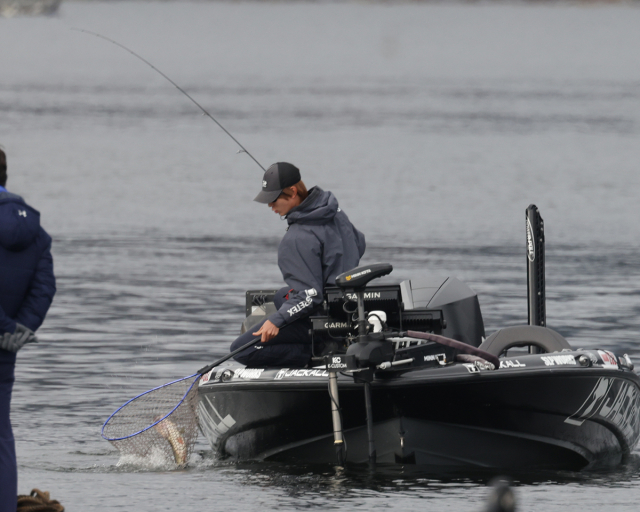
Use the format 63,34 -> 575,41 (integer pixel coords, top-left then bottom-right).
198,354 -> 640,469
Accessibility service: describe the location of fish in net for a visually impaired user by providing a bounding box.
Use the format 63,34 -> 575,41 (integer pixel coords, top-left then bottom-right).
101,374 -> 200,467
101,336 -> 262,466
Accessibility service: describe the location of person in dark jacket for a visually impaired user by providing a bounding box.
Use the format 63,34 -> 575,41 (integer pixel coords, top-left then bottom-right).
0,148 -> 56,512
230,162 -> 365,367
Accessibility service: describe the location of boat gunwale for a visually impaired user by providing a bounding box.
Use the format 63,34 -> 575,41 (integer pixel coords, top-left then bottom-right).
198,363 -> 640,392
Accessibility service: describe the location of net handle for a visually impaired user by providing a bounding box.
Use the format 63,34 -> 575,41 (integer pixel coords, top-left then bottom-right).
101,336 -> 262,441
197,335 -> 261,376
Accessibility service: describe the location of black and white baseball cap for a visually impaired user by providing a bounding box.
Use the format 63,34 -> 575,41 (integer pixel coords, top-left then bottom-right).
253,162 -> 301,204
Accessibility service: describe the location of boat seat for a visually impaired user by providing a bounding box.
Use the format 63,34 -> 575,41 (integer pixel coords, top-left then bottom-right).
479,325 -> 572,356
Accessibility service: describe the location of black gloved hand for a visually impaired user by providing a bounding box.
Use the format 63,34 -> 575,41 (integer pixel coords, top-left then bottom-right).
0,324 -> 38,353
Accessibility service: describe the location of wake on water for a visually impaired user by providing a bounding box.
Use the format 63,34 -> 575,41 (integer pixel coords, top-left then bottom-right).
115,446 -> 188,471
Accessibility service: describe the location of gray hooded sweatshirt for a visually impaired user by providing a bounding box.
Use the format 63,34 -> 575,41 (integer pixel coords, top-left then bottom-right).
269,186 -> 365,328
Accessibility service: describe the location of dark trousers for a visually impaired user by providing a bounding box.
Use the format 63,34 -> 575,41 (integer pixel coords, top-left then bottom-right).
230,287 -> 312,368
0,351 -> 17,512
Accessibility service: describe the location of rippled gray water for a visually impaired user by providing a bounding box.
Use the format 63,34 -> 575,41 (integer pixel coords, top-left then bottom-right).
2,1 -> 640,510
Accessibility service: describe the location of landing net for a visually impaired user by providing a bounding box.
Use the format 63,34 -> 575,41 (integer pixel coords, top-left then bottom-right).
102,374 -> 200,466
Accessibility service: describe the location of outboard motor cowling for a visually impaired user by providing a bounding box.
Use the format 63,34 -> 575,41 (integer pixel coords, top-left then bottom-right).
400,276 -> 485,347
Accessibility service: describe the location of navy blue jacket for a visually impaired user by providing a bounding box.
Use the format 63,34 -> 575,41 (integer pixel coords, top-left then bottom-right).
0,191 -> 56,337
269,187 -> 365,328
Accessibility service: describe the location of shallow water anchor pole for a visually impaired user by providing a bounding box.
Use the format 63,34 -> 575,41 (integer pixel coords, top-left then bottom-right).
526,204 -> 546,329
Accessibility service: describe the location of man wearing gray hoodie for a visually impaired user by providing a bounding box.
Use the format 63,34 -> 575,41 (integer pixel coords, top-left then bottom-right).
230,162 -> 365,367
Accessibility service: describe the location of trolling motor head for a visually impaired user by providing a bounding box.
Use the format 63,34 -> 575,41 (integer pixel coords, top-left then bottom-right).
334,263 -> 395,372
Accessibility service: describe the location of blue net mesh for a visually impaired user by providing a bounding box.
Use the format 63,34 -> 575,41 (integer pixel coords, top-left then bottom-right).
102,374 -> 200,466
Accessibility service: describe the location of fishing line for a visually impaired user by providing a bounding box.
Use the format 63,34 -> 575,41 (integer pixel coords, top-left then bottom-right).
72,28 -> 266,172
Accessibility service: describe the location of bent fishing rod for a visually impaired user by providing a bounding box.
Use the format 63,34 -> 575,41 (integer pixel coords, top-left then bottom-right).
72,28 -> 265,172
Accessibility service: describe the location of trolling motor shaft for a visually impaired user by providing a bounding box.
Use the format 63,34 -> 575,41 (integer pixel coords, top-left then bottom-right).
327,370 -> 346,466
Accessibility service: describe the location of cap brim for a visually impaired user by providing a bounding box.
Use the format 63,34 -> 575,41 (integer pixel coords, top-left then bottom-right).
253,189 -> 282,204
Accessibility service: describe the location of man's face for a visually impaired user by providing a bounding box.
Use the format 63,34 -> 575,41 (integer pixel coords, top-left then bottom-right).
268,190 -> 299,216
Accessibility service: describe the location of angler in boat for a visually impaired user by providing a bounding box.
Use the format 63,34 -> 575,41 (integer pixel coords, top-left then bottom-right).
229,162 -> 365,368
198,206 -> 640,470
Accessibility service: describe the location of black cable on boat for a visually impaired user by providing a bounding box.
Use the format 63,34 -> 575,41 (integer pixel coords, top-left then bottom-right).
71,28 -> 266,172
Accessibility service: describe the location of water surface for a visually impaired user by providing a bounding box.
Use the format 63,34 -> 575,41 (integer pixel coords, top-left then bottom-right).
2,2 -> 640,510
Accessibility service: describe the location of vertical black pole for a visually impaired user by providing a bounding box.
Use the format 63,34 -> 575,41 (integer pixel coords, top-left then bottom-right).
356,291 -> 368,336
526,205 -> 546,328
353,287 -> 376,470
364,381 -> 376,469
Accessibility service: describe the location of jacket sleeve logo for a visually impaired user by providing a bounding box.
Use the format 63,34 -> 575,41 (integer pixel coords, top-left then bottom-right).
287,288 -> 318,316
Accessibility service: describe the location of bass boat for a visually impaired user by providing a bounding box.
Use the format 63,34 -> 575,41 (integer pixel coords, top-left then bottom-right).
197,206 -> 640,470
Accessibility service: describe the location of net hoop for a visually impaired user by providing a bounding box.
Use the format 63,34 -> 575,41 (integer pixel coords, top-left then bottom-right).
101,373 -> 199,441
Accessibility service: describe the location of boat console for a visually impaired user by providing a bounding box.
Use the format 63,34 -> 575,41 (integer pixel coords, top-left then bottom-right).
309,267 -> 485,365
242,265 -> 486,363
